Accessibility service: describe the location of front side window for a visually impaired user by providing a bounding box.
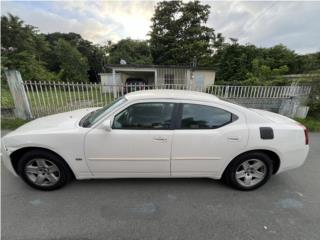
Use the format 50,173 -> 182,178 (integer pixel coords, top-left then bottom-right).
180,104 -> 237,129
113,102 -> 175,129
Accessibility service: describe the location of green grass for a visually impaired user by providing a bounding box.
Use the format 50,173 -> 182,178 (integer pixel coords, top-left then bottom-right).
295,117 -> 320,132
1,86 -> 115,109
1,87 -> 15,108
25,87 -> 115,115
1,118 -> 29,130
1,86 -> 115,118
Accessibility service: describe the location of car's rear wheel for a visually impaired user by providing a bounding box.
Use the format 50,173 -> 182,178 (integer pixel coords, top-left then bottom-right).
17,150 -> 72,190
223,152 -> 273,190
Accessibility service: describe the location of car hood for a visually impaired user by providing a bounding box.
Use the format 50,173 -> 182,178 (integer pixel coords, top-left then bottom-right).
7,108 -> 100,136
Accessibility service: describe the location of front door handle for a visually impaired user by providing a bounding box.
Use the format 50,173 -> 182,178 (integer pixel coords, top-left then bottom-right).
227,136 -> 240,141
153,137 -> 167,141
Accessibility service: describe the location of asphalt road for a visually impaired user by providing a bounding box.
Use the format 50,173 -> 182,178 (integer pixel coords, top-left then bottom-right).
1,132 -> 320,240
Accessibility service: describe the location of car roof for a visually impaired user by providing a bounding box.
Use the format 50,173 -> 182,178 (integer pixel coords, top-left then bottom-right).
124,89 -> 220,102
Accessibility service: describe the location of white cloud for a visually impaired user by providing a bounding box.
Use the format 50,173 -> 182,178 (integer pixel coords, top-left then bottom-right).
1,1 -> 134,43
2,1 -> 320,53
208,1 -> 320,53
59,0 -> 156,41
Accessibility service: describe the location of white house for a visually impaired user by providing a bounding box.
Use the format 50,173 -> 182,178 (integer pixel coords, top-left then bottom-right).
100,64 -> 215,92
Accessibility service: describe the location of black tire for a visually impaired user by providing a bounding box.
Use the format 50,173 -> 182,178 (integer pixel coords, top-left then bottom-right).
223,152 -> 273,191
17,149 -> 73,191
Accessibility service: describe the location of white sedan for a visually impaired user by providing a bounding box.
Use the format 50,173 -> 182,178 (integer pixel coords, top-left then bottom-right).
1,90 -> 309,191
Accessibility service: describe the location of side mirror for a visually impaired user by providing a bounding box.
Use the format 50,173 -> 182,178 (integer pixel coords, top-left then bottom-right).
102,119 -> 112,132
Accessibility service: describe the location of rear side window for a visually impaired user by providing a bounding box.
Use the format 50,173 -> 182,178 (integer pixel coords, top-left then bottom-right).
179,103 -> 237,129
113,102 -> 175,129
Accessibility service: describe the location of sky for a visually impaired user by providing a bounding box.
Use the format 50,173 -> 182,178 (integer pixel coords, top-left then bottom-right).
2,0 -> 320,54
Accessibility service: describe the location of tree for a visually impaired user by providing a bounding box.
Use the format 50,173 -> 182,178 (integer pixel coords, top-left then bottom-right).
1,14 -> 34,52
45,32 -> 108,82
55,39 -> 89,82
244,58 -> 289,85
215,44 -> 261,84
214,43 -> 298,85
263,44 -> 297,71
2,13 -> 319,85
1,14 -> 57,81
296,52 -> 320,73
149,0 -> 216,65
108,38 -> 152,64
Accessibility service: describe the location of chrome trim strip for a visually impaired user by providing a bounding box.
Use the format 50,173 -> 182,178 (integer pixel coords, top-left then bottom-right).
88,157 -> 169,161
172,157 -> 221,160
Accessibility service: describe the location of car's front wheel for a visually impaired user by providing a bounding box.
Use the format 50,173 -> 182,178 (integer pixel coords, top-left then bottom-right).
17,149 -> 72,190
223,152 -> 273,190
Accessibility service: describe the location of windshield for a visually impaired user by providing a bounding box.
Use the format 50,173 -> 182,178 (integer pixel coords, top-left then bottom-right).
80,97 -> 127,128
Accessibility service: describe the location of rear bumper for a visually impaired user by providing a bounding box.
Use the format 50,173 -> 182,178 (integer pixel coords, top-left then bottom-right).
277,145 -> 309,174
1,140 -> 18,177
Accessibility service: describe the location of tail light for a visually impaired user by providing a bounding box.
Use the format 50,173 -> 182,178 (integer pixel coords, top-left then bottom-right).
304,127 -> 309,145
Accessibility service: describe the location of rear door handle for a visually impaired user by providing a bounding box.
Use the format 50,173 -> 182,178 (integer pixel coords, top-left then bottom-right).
153,137 -> 167,141
227,137 -> 240,141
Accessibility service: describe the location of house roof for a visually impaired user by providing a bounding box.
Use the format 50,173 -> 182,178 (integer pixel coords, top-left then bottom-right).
105,64 -> 215,71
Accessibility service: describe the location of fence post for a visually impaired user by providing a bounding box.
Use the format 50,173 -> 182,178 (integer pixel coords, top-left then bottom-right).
224,86 -> 229,98
4,70 -> 33,120
112,69 -> 118,99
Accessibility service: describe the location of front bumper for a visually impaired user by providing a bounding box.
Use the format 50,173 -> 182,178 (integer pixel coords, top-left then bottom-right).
1,140 -> 18,176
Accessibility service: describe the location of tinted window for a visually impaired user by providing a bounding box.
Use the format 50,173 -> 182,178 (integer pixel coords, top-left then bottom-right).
180,104 -> 236,129
113,102 -> 175,129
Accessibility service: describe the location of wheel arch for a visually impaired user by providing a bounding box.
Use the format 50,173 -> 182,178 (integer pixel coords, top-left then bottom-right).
9,147 -> 76,178
223,149 -> 281,176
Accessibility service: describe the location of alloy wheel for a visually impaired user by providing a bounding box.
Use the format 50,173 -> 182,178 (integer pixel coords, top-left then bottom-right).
25,159 -> 60,187
235,159 -> 267,187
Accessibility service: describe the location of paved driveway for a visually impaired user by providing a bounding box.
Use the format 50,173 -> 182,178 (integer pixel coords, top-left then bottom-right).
1,132 -> 320,240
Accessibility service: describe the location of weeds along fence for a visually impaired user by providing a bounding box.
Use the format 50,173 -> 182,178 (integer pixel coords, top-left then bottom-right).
21,81 -> 311,118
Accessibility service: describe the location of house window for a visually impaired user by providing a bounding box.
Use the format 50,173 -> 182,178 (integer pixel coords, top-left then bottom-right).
164,74 -> 174,88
